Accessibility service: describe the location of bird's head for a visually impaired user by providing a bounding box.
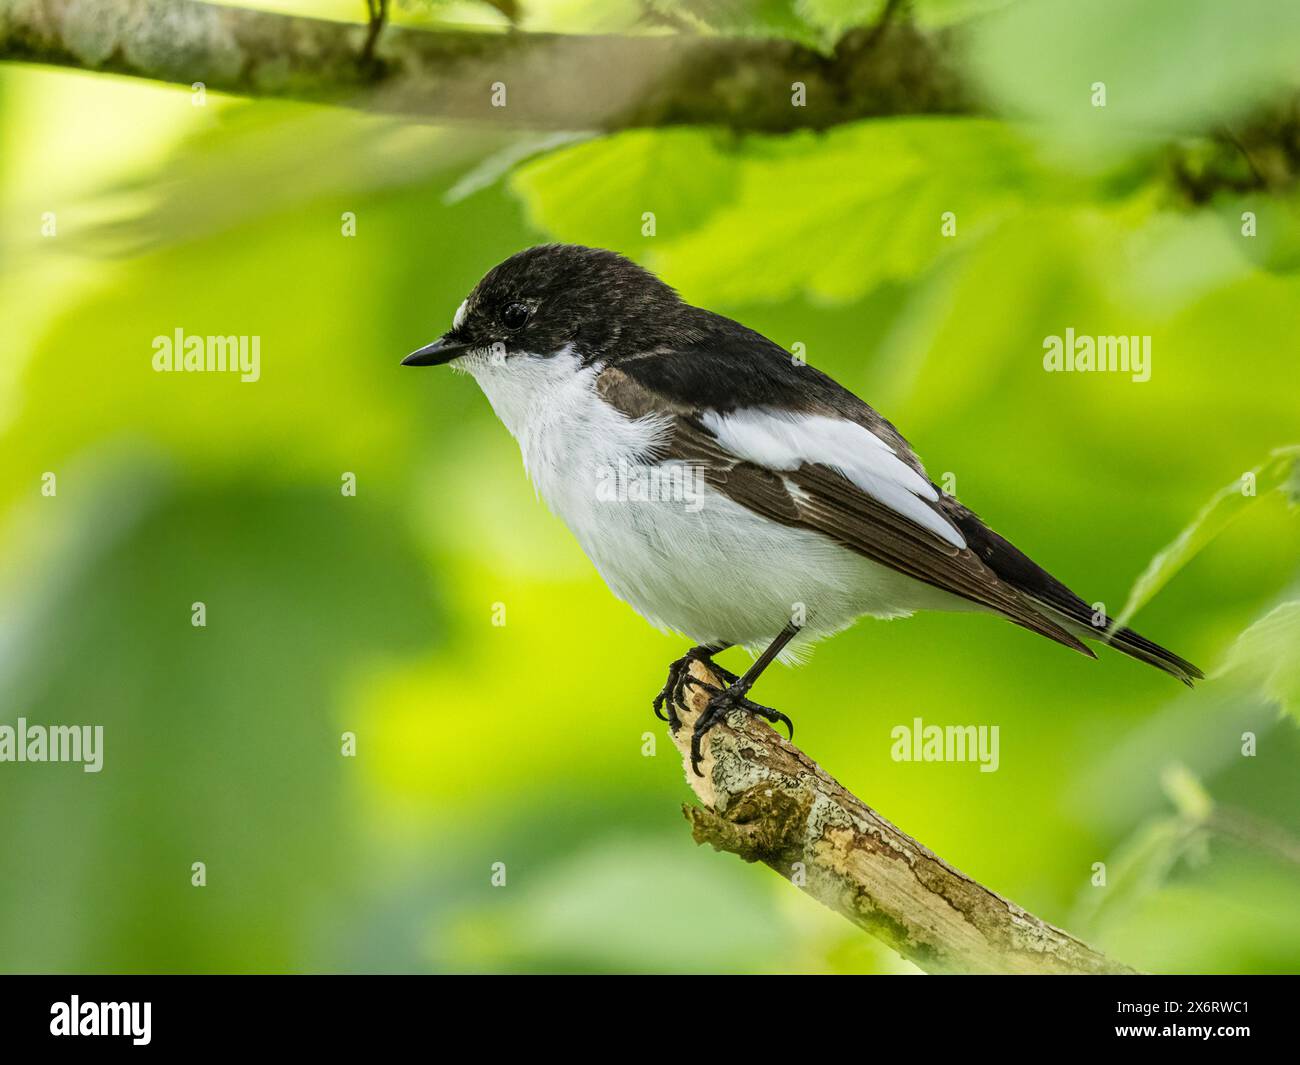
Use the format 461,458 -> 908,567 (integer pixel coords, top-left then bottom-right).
402,243 -> 689,371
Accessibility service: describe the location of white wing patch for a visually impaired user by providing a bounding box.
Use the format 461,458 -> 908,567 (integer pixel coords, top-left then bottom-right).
699,408 -> 967,549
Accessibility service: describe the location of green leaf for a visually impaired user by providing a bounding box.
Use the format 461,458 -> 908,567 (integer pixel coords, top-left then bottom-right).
1160,764 -> 1214,822
1217,601 -> 1300,721
511,119 -> 1042,305
795,0 -> 886,42
1071,814 -> 1208,936
1109,445 -> 1300,633
969,0 -> 1300,156
510,128 -> 740,253
1071,764 -> 1213,935
648,1 -> 825,46
651,0 -> 1014,43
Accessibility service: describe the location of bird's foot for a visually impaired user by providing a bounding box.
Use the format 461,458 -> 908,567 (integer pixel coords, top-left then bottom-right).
687,682 -> 794,778
652,648 -> 738,732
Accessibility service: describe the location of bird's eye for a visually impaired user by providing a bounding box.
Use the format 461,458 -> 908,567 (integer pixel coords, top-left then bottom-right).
502,302 -> 530,330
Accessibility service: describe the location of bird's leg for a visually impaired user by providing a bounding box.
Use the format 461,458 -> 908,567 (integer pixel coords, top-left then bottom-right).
653,642 -> 732,733
690,623 -> 800,777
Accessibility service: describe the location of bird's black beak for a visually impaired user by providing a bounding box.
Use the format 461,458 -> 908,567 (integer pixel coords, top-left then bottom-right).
401,337 -> 471,367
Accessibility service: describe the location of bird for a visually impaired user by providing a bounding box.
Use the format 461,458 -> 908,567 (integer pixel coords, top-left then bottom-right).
403,243 -> 1202,774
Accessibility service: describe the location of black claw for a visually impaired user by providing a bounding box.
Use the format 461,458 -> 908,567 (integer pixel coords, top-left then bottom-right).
653,690 -> 681,733
652,684 -> 672,721
653,653 -> 700,733
680,674 -> 720,695
688,685 -> 798,776
654,646 -> 726,733
654,645 -> 793,772
671,673 -> 691,710
748,704 -> 794,740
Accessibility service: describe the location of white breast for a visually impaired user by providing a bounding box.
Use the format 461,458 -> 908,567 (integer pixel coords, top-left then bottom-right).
458,347 -> 672,516
458,349 -> 967,655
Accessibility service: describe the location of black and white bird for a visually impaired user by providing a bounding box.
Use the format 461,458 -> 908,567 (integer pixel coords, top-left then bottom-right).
404,244 -> 1202,773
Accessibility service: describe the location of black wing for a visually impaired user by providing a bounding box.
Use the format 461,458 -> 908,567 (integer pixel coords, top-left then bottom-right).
596,345 -> 1093,656
598,315 -> 1202,682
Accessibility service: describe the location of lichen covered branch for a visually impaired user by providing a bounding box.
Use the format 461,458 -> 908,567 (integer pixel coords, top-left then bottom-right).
4,0 -> 1296,194
0,0 -> 974,130
671,660 -> 1135,975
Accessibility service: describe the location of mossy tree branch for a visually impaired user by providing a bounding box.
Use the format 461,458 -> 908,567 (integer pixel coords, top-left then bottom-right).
670,660 -> 1136,975
0,0 -> 974,131
4,0 -> 1295,194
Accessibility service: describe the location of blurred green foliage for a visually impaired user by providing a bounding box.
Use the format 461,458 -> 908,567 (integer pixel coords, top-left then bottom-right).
0,0 -> 1297,973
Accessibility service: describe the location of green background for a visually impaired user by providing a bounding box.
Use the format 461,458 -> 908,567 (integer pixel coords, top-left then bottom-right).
1,0 -> 1297,973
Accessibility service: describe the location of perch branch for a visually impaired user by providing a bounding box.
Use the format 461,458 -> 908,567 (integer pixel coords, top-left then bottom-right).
3,0 -> 1295,192
0,0 -> 973,131
670,660 -> 1135,975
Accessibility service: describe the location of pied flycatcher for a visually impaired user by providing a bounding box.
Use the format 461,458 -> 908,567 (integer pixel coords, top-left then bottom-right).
404,244 -> 1202,774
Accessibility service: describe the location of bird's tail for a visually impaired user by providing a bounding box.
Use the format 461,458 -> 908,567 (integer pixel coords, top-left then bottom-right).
941,504 -> 1203,684
1037,604 -> 1205,686
1100,622 -> 1204,686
